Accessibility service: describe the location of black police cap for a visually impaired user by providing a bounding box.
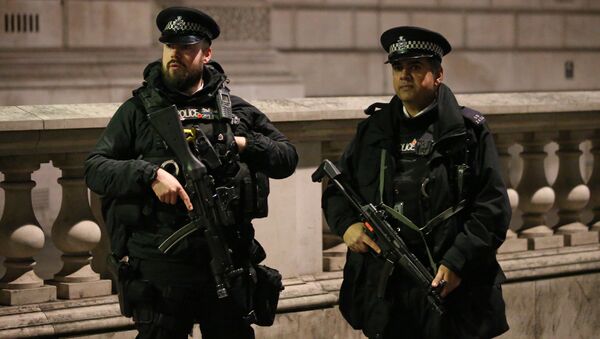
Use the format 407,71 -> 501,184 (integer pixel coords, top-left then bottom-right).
380,26 -> 451,64
156,7 -> 220,45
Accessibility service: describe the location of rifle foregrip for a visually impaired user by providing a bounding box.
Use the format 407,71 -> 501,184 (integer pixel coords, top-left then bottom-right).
315,159 -> 446,314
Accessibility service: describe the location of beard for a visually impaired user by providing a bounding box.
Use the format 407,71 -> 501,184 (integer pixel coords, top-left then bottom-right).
162,61 -> 203,93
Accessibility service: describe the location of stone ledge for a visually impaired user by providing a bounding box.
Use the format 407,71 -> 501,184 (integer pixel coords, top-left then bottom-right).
46,279 -> 112,300
0,285 -> 56,307
498,244 -> 600,281
0,275 -> 343,338
1,246 -> 600,337
2,91 -> 600,131
0,296 -> 132,338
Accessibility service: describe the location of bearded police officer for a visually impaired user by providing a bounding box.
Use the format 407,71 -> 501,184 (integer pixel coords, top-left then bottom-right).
322,26 -> 510,338
85,7 -> 297,339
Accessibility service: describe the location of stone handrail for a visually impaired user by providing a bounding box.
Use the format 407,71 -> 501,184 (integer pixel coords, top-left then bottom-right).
0,91 -> 599,337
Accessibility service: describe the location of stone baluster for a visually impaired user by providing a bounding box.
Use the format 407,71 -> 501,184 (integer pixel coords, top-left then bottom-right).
0,156 -> 56,305
48,153 -> 111,299
553,131 -> 597,245
516,132 -> 563,249
495,135 -> 528,253
589,130 -> 600,232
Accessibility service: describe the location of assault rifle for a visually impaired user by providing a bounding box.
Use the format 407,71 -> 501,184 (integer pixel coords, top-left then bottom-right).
147,105 -> 243,299
312,159 -> 445,314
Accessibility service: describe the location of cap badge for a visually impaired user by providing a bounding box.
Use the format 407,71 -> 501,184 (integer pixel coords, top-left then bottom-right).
166,16 -> 186,32
397,36 -> 408,53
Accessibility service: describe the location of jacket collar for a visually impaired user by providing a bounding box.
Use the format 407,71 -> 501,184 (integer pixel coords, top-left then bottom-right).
433,83 -> 466,146
134,59 -> 228,108
364,83 -> 466,153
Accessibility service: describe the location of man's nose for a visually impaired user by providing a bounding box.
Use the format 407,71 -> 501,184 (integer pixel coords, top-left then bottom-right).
169,46 -> 181,58
399,68 -> 411,79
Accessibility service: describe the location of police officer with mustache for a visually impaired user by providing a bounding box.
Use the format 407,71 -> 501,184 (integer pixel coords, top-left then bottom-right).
322,26 -> 511,339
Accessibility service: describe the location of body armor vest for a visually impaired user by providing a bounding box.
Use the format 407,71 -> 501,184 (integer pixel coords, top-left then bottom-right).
392,121 -> 435,245
136,83 -> 269,229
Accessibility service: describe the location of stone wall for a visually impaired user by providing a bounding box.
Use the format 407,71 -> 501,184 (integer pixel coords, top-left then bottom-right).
0,0 -> 304,105
1,92 -> 600,337
270,0 -> 600,96
2,0 -> 600,104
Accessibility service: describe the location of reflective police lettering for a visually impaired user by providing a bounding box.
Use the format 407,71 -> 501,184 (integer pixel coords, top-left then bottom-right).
178,107 -> 216,121
400,138 -> 417,153
178,108 -> 200,119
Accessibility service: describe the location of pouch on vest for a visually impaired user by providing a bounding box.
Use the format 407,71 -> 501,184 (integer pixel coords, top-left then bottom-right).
106,196 -> 144,258
107,254 -> 156,318
253,264 -> 283,326
237,163 -> 269,220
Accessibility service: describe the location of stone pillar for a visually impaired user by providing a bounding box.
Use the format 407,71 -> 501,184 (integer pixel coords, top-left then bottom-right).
516,132 -> 563,249
252,142 -> 323,277
589,130 -> 600,232
48,153 -> 111,299
495,135 -> 528,253
0,156 -> 56,305
553,131 -> 597,246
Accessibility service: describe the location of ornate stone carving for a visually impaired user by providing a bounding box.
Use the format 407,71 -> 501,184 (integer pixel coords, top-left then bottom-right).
202,6 -> 270,42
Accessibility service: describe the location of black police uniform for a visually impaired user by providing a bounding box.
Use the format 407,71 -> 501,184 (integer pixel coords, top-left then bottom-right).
85,7 -> 298,339
322,27 -> 510,339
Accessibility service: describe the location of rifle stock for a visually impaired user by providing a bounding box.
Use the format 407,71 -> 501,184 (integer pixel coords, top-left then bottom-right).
313,159 -> 445,314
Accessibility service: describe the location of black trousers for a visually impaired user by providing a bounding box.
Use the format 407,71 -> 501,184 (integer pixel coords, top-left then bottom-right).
378,269 -> 502,339
130,258 -> 255,339
378,273 -> 455,339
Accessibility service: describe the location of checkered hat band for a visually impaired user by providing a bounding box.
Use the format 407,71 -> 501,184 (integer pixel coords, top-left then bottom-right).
389,40 -> 444,58
164,16 -> 211,38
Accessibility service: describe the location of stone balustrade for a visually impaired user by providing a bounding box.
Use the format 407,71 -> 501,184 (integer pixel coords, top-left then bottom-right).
1,92 -> 600,338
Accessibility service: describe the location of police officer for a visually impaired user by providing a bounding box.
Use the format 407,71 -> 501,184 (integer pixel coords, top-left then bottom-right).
85,7 -> 297,339
322,26 -> 510,338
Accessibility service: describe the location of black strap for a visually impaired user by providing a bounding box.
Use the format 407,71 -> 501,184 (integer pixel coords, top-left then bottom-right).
379,148 -> 468,273
420,199 -> 466,235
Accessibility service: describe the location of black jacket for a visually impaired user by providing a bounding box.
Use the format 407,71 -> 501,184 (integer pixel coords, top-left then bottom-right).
85,60 -> 298,262
322,84 -> 510,337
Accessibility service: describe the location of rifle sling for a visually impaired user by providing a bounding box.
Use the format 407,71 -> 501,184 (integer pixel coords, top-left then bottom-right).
377,149 -> 466,274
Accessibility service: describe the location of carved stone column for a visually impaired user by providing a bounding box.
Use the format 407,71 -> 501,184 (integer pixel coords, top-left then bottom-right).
0,156 -> 56,305
589,130 -> 600,232
495,135 -> 528,253
553,131 -> 597,246
48,153 -> 111,299
253,142 -> 323,277
516,132 -> 563,249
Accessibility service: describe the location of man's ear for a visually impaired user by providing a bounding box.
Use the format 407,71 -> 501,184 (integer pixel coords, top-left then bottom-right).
202,47 -> 212,64
434,66 -> 444,86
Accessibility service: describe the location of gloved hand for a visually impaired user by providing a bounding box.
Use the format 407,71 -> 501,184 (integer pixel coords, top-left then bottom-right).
343,222 -> 381,254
